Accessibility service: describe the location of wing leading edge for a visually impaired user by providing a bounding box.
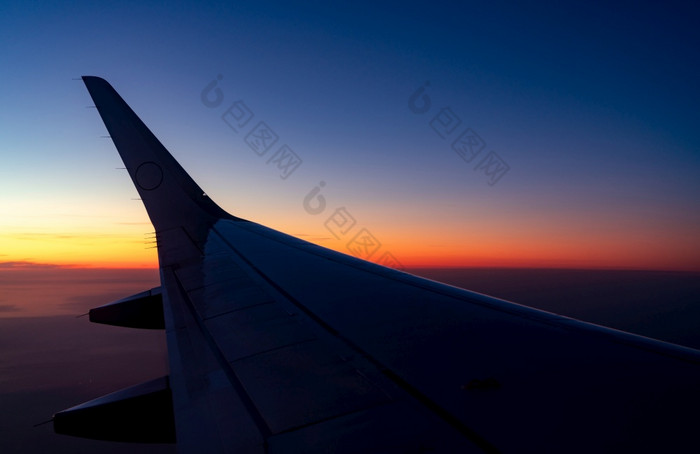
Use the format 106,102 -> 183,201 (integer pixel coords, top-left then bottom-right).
58,76 -> 700,453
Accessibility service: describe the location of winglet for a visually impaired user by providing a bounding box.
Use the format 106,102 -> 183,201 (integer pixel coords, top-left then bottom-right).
82,76 -> 239,240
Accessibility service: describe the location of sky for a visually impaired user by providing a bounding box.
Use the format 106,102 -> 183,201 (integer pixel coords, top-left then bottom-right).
1,0 -> 699,271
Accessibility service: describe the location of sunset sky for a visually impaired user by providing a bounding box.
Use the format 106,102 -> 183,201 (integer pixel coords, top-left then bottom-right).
2,0 -> 699,271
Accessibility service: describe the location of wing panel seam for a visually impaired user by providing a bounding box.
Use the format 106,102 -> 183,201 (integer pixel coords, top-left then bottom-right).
212,228 -> 501,453
166,266 -> 274,443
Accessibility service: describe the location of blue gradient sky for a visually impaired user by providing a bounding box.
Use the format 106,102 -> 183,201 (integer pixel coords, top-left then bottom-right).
1,0 -> 699,269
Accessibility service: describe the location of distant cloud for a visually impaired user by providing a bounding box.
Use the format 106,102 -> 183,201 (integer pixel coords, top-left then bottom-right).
0,261 -> 68,269
4,232 -> 139,241
8,233 -> 81,240
0,304 -> 19,312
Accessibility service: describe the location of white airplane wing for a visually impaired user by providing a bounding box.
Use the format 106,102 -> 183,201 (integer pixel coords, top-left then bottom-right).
54,76 -> 700,453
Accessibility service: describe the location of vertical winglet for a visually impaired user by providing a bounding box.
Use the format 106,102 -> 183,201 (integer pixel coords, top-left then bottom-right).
82,76 -> 239,240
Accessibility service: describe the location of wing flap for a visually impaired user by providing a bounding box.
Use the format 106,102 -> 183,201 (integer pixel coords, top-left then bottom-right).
53,376 -> 175,443
89,287 -> 164,329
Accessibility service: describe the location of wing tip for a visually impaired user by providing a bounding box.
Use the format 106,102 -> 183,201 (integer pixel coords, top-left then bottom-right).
81,76 -> 243,237
81,75 -> 109,89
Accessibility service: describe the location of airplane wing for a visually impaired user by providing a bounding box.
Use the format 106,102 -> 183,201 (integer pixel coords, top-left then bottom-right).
54,76 -> 700,453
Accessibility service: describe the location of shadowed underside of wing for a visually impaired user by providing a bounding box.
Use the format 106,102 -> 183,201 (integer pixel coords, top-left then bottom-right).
60,77 -> 700,453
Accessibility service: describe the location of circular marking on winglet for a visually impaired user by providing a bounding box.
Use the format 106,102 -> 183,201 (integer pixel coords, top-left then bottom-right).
135,161 -> 163,191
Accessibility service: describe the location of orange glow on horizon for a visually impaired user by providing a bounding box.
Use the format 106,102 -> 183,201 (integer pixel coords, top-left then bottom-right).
3,219 -> 698,272
1,231 -> 158,269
